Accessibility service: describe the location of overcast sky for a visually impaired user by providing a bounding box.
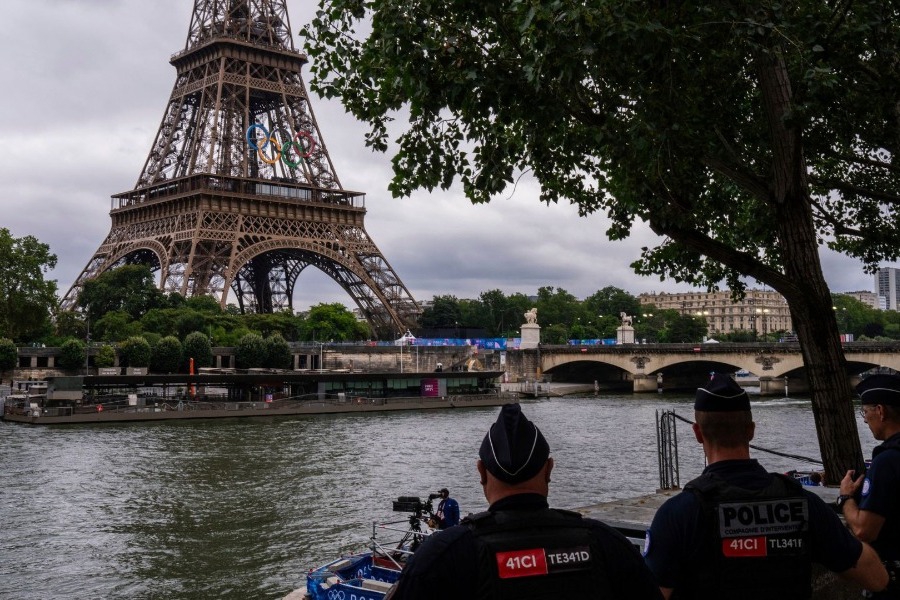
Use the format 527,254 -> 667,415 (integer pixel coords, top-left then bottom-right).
0,1 -> 892,313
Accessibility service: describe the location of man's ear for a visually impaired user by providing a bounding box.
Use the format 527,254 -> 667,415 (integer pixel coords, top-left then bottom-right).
692,422 -> 703,444
477,459 -> 487,485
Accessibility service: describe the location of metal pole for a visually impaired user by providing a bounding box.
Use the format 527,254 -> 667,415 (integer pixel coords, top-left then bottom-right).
84,318 -> 91,376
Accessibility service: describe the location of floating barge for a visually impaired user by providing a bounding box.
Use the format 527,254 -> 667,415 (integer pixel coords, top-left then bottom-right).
2,370 -> 513,425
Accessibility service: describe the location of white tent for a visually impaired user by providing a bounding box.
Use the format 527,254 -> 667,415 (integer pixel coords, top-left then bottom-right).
394,330 -> 417,346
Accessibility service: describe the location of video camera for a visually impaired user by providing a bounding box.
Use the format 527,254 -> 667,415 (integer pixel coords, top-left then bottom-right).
392,495 -> 434,515
393,495 -> 437,531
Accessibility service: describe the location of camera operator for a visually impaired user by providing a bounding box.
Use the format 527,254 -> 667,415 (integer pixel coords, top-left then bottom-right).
430,488 -> 459,530
385,403 -> 661,599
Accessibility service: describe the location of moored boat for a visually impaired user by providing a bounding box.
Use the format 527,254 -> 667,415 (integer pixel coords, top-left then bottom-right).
3,371 -> 514,425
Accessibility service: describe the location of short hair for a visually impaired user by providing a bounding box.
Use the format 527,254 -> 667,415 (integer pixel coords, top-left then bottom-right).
695,410 -> 753,448
883,404 -> 900,423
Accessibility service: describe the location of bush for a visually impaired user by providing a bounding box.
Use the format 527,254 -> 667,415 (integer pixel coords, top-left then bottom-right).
182,332 -> 212,370
0,338 -> 16,371
94,345 -> 117,368
58,338 -> 86,370
119,336 -> 152,368
151,336 -> 182,374
265,334 -> 292,370
236,333 -> 266,368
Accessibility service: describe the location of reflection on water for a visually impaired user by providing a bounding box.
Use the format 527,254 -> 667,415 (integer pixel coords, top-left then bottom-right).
0,394 -> 876,600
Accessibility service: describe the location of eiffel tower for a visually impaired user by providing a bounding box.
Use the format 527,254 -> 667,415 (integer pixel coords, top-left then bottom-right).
62,0 -> 419,336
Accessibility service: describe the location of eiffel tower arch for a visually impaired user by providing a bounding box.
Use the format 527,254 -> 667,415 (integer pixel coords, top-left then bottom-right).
61,0 -> 419,336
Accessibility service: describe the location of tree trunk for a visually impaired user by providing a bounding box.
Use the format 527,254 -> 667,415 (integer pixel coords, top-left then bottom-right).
778,224 -> 865,482
757,50 -> 865,482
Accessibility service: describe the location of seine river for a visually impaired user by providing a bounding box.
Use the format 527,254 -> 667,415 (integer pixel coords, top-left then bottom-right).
0,393 -> 877,600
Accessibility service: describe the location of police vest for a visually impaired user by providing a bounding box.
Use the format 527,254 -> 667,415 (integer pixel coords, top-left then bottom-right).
871,434 -> 900,561
464,507 -> 614,600
682,472 -> 812,600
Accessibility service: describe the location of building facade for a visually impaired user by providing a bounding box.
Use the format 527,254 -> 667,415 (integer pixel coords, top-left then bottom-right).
841,290 -> 880,310
639,290 -> 793,339
877,268 -> 900,311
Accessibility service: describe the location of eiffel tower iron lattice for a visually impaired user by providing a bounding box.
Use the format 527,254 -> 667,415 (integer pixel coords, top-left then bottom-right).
62,0 -> 419,336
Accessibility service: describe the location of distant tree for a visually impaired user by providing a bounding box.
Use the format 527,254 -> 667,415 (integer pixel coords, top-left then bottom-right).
535,287 -> 579,331
0,228 -> 58,342
210,322 -> 252,347
419,295 -> 463,330
176,311 -> 209,339
78,264 -> 165,322
542,324 -> 569,345
94,345 -> 117,369
151,336 -> 182,374
303,303 -> 370,341
0,337 -> 17,372
244,311 -> 304,341
506,292 -> 536,335
55,311 -> 88,340
184,295 -> 222,314
182,332 -> 213,370
236,333 -> 266,369
584,287 -> 641,322
58,338 -> 86,370
661,314 -> 709,344
264,334 -> 293,370
94,310 -> 142,342
476,289 -> 508,337
139,308 -> 180,338
166,292 -> 186,309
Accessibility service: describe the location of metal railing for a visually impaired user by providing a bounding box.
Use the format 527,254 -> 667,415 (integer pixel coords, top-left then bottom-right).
656,410 -> 681,490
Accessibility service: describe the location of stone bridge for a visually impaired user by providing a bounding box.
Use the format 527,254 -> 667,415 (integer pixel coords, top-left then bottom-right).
524,342 -> 900,395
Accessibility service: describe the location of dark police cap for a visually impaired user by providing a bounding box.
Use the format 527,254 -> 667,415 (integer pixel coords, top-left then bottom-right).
695,374 -> 751,412
857,374 -> 900,406
479,403 -> 550,484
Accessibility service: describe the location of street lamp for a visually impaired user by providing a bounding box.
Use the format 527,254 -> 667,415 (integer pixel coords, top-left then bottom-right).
832,306 -> 848,335
755,308 -> 771,341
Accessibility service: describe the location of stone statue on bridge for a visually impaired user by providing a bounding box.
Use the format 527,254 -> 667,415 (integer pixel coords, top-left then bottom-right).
620,312 -> 633,327
521,308 -> 540,349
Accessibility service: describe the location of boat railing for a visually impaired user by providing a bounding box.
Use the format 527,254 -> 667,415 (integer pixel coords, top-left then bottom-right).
369,518 -> 433,570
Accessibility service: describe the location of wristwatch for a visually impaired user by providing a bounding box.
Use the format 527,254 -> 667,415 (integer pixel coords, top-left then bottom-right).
836,494 -> 852,509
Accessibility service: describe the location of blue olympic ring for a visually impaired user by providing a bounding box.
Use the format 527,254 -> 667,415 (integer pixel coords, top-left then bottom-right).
246,124 -> 317,168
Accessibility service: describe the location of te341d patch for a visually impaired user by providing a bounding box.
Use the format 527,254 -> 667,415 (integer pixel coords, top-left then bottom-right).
496,546 -> 592,579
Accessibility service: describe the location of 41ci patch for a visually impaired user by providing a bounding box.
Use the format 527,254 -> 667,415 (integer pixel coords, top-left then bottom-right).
496,546 -> 592,579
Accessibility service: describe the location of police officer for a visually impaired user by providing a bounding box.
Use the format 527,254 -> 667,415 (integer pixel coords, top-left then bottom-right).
434,488 -> 460,529
644,374 -> 888,599
840,373 -> 900,598
385,403 -> 662,599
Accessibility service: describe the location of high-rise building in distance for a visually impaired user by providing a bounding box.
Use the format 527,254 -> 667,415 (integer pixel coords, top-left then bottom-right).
877,267 -> 900,311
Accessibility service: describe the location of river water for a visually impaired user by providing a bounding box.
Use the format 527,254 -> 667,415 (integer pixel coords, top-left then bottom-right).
0,393 -> 877,600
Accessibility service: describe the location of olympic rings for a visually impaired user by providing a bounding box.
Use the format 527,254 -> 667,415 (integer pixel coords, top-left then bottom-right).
246,124 -> 317,168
